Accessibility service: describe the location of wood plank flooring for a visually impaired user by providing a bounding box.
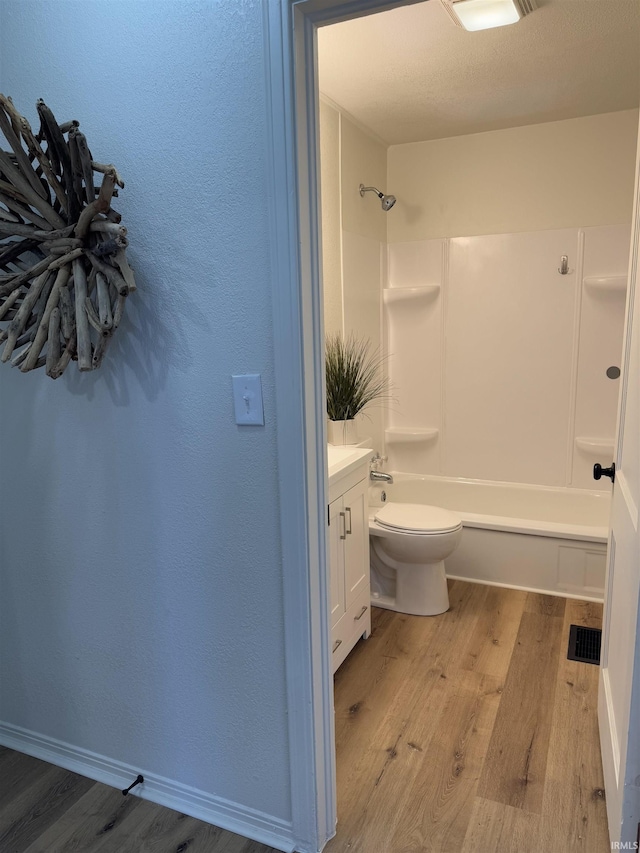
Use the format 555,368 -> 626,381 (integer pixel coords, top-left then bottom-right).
326,581 -> 609,853
0,581 -> 608,852
0,750 -> 275,853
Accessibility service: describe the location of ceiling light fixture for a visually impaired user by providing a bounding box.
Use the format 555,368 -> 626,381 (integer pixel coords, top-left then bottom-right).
440,0 -> 537,31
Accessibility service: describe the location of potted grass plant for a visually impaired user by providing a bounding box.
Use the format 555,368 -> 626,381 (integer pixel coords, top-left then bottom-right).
325,333 -> 392,445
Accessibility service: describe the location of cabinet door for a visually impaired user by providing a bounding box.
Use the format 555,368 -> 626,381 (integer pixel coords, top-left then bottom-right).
328,497 -> 346,628
343,478 -> 370,610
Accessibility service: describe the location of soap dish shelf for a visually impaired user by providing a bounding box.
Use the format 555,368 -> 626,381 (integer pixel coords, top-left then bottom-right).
575,437 -> 615,456
583,276 -> 627,296
385,427 -> 439,444
383,285 -> 440,305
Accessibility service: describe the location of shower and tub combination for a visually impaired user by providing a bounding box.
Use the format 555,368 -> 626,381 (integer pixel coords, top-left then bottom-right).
343,179 -> 628,615
368,472 -> 609,614
361,224 -> 629,615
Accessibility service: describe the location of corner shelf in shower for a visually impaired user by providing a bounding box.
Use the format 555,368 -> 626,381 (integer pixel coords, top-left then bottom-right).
383,285 -> 440,305
385,427 -> 439,444
575,437 -> 615,456
583,275 -> 627,296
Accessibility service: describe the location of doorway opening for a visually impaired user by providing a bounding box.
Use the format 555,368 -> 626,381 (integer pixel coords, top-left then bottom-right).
292,2 -> 637,848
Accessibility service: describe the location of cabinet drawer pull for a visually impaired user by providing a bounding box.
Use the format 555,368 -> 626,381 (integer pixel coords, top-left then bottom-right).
339,511 -> 346,540
332,639 -> 342,653
354,605 -> 368,621
345,507 -> 352,535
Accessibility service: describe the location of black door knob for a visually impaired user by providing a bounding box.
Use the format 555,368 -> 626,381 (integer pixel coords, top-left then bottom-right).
593,462 -> 615,483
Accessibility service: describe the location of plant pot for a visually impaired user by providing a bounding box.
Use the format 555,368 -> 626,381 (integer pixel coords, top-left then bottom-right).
328,418 -> 359,445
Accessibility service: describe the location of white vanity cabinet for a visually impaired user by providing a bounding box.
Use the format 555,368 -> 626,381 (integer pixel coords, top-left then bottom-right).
327,449 -> 372,673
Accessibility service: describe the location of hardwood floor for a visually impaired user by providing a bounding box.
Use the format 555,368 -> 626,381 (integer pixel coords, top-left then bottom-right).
0,747 -> 275,853
0,581 -> 608,852
326,580 -> 608,853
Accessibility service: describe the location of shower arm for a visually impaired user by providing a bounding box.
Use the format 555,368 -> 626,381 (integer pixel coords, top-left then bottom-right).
359,184 -> 396,210
359,184 -> 384,198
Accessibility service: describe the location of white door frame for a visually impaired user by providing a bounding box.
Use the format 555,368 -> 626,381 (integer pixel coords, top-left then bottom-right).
265,2 -> 638,851
263,2 -> 421,849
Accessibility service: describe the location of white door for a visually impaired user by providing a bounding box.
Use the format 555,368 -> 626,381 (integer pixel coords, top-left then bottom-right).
598,114 -> 640,846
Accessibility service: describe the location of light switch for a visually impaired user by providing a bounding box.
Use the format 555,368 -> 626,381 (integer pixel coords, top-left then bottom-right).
232,374 -> 264,425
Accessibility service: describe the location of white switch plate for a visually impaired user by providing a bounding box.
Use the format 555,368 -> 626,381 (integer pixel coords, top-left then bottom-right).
232,374 -> 264,425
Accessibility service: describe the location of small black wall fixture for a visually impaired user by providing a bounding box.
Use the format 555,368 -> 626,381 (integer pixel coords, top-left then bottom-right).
122,774 -> 144,796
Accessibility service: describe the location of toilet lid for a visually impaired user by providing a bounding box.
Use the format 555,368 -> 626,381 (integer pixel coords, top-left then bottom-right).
374,502 -> 462,534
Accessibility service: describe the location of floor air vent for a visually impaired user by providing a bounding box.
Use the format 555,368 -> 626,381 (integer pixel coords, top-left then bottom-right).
567,625 -> 602,665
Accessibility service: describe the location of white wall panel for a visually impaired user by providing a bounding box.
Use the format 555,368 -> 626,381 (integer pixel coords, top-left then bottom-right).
387,111 -> 638,243
343,231 -> 382,350
385,240 -> 444,474
320,101 -> 387,456
341,115 -> 387,242
388,239 -> 444,288
444,230 -> 579,485
342,231 -> 383,451
572,225 -> 631,487
319,100 -> 343,338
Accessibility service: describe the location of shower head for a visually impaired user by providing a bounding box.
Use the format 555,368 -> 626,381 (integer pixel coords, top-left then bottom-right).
359,184 -> 397,211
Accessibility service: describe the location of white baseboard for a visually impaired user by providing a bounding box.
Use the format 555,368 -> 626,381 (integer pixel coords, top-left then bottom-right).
0,721 -> 295,853
599,668 -> 622,843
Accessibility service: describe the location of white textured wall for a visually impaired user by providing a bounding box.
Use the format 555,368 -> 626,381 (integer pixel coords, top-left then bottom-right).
388,111 -> 639,242
0,0 -> 291,828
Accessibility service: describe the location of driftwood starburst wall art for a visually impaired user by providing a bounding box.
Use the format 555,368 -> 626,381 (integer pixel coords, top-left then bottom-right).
0,95 -> 135,379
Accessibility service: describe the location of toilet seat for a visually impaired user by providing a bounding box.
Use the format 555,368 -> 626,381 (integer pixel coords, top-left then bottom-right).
374,502 -> 462,535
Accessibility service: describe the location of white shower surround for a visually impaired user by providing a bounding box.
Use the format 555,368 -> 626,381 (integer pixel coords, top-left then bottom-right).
374,473 -> 609,601
384,225 -> 631,490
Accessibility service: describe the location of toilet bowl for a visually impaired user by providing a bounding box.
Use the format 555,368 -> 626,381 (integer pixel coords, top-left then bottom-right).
369,502 -> 463,616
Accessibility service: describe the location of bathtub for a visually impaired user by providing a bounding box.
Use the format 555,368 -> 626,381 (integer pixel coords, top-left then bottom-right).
372,474 -> 611,602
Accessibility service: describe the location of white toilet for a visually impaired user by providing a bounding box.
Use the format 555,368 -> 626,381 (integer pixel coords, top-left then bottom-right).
369,502 -> 463,616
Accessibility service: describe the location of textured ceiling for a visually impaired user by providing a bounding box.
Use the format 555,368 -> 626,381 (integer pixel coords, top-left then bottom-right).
317,0 -> 640,145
